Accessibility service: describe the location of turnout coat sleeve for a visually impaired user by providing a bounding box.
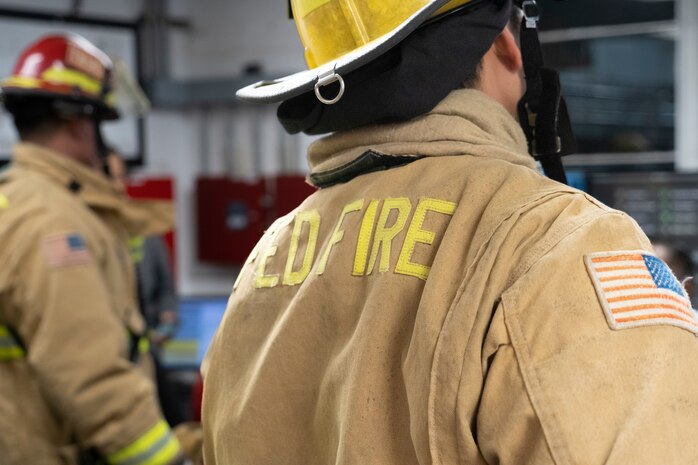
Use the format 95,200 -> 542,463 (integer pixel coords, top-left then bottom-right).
474,209 -> 698,465
3,213 -> 180,464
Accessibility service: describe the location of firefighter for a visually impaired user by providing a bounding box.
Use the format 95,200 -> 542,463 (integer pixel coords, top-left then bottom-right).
202,0 -> 698,463
0,34 -> 183,465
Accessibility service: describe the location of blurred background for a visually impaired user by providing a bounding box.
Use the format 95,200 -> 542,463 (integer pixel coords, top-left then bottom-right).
0,0 -> 695,423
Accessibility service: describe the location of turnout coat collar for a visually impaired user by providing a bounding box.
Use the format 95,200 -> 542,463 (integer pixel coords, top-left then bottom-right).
9,142 -> 173,236
307,88 -> 537,186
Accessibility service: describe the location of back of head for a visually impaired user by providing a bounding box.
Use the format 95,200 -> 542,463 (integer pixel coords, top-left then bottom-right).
236,0 -> 575,186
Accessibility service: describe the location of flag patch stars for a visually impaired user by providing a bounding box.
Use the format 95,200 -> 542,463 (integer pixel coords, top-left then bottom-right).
43,233 -> 91,268
585,250 -> 698,335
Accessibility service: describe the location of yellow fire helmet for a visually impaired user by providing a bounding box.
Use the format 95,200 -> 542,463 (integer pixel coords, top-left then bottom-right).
237,0 -> 482,104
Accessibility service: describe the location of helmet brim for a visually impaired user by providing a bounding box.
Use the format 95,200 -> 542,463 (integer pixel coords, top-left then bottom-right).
236,0 -> 458,104
1,88 -> 120,121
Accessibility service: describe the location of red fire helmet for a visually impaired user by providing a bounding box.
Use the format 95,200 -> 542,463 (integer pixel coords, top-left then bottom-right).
1,33 -> 119,120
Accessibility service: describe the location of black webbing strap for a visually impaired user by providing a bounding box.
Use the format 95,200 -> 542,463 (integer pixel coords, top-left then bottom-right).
519,1 -> 545,115
516,0 -> 575,185
129,259 -> 149,364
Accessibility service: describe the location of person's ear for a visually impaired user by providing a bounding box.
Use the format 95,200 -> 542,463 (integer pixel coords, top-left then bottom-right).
493,27 -> 523,73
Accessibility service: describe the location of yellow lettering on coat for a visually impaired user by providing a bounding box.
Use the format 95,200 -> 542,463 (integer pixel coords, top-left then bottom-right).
352,200 -> 380,276
254,245 -> 279,288
283,210 -> 321,285
396,198 -> 457,280
366,198 -> 411,275
317,200 -> 364,275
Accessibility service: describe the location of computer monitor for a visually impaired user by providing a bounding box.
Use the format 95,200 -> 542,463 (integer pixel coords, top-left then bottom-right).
160,297 -> 229,369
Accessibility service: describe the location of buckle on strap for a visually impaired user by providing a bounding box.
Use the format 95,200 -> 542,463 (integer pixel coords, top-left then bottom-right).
521,0 -> 540,29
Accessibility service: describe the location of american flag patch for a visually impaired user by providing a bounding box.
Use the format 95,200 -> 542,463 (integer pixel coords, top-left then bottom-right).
43,233 -> 91,268
585,250 -> 698,335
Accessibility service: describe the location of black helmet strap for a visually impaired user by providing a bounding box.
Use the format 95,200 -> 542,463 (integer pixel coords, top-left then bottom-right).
516,0 -> 576,184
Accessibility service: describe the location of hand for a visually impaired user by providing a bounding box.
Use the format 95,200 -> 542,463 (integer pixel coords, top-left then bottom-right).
152,311 -> 178,347
173,422 -> 204,465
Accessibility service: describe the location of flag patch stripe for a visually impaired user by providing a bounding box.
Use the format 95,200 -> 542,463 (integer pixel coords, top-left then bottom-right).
615,313 -> 697,326
599,274 -> 653,283
612,303 -> 693,317
591,254 -> 644,263
607,293 -> 689,307
614,307 -> 695,321
603,283 -> 657,293
595,264 -> 647,272
585,250 -> 697,335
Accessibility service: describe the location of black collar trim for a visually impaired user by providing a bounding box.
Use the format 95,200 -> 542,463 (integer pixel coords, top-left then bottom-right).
309,150 -> 423,188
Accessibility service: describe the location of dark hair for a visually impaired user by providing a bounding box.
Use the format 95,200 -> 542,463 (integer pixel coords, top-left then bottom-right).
672,248 -> 695,277
14,115 -> 65,141
461,5 -> 522,89
652,239 -> 695,277
4,95 -> 69,141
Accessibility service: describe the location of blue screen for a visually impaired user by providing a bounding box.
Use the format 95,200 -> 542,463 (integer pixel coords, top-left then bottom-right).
160,297 -> 228,368
566,170 -> 588,192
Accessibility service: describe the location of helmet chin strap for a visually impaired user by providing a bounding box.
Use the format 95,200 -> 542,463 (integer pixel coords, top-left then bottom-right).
515,0 -> 576,185
96,69 -> 113,177
95,118 -> 111,177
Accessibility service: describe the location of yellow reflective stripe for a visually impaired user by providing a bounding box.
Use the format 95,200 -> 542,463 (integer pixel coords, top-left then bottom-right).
123,332 -> 150,356
104,91 -> 117,108
2,76 -> 43,89
295,0 -> 331,18
128,236 -> 146,264
0,193 -> 9,209
41,67 -> 102,97
108,420 -> 180,465
0,346 -> 24,360
139,435 -> 180,465
138,337 -> 150,354
0,325 -> 25,361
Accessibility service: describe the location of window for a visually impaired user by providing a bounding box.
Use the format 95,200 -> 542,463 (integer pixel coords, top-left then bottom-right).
539,0 -> 676,159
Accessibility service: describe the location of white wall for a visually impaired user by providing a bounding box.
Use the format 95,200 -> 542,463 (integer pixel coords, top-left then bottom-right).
153,0 -> 313,296
152,0 -> 312,296
169,0 -> 304,80
0,0 -> 145,20
142,109 -> 239,297
141,106 -> 313,297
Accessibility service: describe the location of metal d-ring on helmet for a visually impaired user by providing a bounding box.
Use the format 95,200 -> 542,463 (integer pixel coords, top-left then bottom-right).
238,0 -> 575,185
0,34 -> 119,165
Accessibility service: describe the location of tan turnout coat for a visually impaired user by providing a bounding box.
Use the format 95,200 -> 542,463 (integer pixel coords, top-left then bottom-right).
0,143 -> 180,465
202,90 -> 698,465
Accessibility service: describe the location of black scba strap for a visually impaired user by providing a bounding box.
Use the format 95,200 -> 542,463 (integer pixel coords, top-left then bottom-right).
515,0 -> 576,185
97,68 -> 113,174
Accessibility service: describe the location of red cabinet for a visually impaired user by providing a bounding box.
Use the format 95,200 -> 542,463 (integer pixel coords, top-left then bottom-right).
126,177 -> 177,270
195,175 -> 316,266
